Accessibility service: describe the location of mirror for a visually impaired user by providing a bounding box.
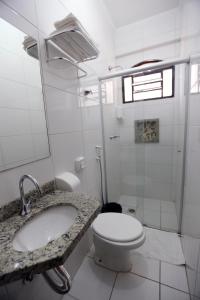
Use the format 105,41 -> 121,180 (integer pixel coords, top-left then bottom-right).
0,18 -> 50,171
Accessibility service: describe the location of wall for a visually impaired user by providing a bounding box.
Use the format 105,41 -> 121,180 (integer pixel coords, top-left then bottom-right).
179,0 -> 200,298
115,7 -> 181,67
0,0 -> 115,298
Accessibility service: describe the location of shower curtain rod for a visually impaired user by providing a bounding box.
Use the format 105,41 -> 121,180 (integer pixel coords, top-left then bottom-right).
98,56 -> 190,81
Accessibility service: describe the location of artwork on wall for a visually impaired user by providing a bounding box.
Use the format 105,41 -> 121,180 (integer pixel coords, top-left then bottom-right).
135,119 -> 159,143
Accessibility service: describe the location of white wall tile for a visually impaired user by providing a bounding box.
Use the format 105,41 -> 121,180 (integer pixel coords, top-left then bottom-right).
45,86 -> 82,134
1,135 -> 34,165
34,0 -> 70,34
49,131 -> 84,175
81,105 -> 101,131
1,0 -> 38,27
0,109 -> 31,136
27,86 -> 44,111
0,47 -> 25,83
32,134 -> 50,159
0,78 -> 28,110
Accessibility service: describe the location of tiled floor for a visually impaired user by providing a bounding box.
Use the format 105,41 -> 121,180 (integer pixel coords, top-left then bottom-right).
64,230 -> 190,300
119,195 -> 178,232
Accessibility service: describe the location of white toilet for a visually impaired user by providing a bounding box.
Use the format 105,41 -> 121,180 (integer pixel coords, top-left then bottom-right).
92,212 -> 145,272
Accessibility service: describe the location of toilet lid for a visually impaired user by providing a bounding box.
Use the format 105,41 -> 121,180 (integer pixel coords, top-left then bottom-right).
92,213 -> 143,243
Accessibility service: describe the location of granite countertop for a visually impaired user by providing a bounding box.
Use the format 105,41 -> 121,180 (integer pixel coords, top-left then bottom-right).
0,186 -> 100,285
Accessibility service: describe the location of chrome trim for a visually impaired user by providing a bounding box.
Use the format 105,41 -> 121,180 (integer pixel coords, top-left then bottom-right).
99,57 -> 190,81
43,265 -> 72,295
19,175 -> 42,216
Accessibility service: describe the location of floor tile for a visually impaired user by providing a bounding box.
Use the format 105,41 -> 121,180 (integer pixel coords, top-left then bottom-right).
161,262 -> 189,293
161,285 -> 190,300
110,273 -> 159,300
69,257 -> 116,300
63,294 -> 77,300
130,252 -> 160,282
135,228 -> 185,265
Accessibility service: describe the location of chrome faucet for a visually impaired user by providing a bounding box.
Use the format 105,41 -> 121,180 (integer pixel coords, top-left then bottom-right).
19,174 -> 42,216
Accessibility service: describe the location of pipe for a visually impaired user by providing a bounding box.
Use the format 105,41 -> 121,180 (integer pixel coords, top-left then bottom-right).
43,265 -> 72,295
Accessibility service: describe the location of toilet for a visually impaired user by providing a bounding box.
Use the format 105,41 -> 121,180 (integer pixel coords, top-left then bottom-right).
92,212 -> 145,272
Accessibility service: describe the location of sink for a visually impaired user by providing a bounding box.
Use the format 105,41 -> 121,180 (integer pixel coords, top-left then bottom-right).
12,206 -> 77,252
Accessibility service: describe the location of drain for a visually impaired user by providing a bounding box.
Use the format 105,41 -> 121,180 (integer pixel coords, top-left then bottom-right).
128,208 -> 135,214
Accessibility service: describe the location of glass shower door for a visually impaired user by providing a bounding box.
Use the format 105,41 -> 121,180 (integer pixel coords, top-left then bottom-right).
101,67 -> 186,233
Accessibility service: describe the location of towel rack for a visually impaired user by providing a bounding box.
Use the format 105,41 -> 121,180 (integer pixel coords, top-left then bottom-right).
45,28 -> 99,79
47,55 -> 87,78
45,39 -> 87,78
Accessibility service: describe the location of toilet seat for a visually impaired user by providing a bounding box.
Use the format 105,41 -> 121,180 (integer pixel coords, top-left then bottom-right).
92,213 -> 144,243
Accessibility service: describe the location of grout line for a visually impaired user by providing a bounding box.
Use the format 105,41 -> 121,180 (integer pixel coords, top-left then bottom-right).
159,261 -> 161,300
89,241 -> 190,297
160,200 -> 162,230
108,272 -> 118,300
68,294 -> 80,300
129,270 -> 159,284
44,82 -> 80,96
160,282 -> 190,295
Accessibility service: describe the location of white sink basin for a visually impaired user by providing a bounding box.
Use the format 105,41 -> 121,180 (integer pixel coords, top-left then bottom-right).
12,206 -> 77,252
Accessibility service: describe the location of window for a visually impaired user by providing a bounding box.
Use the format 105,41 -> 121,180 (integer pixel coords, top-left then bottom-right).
122,66 -> 175,103
190,63 -> 200,94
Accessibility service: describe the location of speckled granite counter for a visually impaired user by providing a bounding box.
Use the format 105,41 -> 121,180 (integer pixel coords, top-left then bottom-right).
0,187 -> 100,285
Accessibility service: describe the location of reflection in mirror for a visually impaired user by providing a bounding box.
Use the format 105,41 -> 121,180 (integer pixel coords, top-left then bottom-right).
0,18 -> 50,171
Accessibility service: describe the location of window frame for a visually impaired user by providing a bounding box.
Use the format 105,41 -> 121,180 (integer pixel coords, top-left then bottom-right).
122,65 -> 175,104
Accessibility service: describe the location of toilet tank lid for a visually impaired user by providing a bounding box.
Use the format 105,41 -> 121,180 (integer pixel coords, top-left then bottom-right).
92,213 -> 143,243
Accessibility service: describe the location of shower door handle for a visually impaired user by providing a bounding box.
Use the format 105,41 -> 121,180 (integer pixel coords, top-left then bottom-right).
109,135 -> 120,140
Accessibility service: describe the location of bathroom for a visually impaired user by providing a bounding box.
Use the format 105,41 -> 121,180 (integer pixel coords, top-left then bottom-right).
0,0 -> 199,299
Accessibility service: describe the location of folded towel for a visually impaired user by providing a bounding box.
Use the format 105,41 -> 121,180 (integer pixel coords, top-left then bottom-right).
23,36 -> 38,59
52,13 -> 98,56
54,13 -> 83,31
23,36 -> 37,49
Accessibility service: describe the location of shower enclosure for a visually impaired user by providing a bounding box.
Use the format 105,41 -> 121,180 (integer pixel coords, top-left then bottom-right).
99,57 -> 191,233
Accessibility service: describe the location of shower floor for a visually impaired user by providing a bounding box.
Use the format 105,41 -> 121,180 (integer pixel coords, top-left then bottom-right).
119,195 -> 178,232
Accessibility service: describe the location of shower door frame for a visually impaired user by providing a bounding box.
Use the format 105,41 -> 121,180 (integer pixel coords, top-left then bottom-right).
98,56 -> 194,233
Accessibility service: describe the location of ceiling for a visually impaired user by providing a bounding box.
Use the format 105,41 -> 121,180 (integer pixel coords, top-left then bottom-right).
103,0 -> 180,28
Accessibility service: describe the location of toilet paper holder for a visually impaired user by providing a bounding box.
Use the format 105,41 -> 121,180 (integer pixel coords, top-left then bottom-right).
74,156 -> 86,173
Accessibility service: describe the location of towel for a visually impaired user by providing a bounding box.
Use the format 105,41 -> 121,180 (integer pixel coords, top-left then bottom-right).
50,13 -> 98,62
54,13 -> 87,33
23,36 -> 38,59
